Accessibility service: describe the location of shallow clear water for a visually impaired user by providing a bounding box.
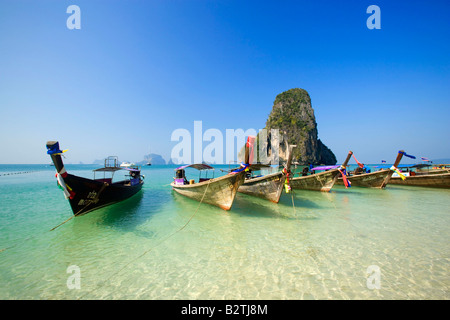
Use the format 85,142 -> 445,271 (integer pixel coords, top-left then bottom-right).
0,164 -> 449,299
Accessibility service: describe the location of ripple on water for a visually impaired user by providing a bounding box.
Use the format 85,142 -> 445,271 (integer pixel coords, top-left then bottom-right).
0,166 -> 449,299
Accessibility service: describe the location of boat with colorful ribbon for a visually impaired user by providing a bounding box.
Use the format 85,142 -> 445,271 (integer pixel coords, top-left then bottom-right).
170,137 -> 252,210
46,141 -> 144,216
289,151 -> 353,192
237,144 -> 296,203
386,164 -> 450,188
336,150 -> 413,188
415,163 -> 450,175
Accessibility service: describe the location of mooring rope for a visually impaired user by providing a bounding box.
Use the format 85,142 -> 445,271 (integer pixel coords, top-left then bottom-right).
282,169 -> 296,215
0,236 -> 35,253
1,209 -> 82,253
1,183 -> 110,252
77,179 -> 212,300
50,182 -> 109,231
315,172 -> 337,209
290,187 -> 296,215
291,167 -> 338,210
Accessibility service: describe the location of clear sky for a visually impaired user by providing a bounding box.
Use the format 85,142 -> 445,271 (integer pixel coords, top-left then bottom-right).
0,0 -> 449,164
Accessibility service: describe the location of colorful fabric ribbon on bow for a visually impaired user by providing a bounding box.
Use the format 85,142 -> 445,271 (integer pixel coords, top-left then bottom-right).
283,168 -> 291,193
352,155 -> 364,169
56,173 -> 75,199
47,142 -> 68,155
338,167 -> 351,188
390,165 -> 406,180
399,151 -> 416,159
230,163 -> 250,174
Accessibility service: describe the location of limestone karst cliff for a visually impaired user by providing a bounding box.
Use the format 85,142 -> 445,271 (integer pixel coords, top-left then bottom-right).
262,88 -> 337,165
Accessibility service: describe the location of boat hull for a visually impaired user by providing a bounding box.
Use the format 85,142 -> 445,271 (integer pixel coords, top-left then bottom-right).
290,169 -> 340,192
336,169 -> 392,188
416,169 -> 449,175
389,173 -> 450,188
238,171 -> 284,203
171,171 -> 245,210
64,174 -> 143,215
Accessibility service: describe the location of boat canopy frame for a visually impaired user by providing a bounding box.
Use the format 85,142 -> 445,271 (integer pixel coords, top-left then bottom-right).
227,160 -> 272,176
93,156 -> 141,182
174,163 -> 215,183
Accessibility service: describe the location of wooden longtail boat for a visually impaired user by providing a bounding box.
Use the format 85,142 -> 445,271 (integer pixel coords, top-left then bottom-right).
46,141 -> 144,216
170,137 -> 253,210
336,150 -> 410,188
290,151 -> 353,192
389,173 -> 450,188
387,164 -> 450,188
237,144 -> 296,203
415,164 -> 450,175
337,170 -> 393,188
171,164 -> 246,210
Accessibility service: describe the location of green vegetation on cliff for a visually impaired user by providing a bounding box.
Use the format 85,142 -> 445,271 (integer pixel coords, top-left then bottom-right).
264,88 -> 337,165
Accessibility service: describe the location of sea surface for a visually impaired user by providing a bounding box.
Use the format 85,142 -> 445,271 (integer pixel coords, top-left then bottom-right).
0,164 -> 449,300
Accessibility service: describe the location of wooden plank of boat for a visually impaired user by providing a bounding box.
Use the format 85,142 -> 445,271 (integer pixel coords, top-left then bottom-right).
60,173 -> 143,215
389,172 -> 450,188
238,171 -> 284,203
336,150 -> 407,188
46,141 -> 144,216
290,169 -> 342,192
290,150 -> 353,192
336,169 -> 392,188
416,167 -> 450,175
171,170 -> 246,210
238,144 -> 296,203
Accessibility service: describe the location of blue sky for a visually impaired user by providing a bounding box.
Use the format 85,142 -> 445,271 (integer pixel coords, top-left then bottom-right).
0,0 -> 449,164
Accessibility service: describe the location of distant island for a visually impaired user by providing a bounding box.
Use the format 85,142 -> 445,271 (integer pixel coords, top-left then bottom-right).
137,153 -> 166,165
92,153 -> 167,165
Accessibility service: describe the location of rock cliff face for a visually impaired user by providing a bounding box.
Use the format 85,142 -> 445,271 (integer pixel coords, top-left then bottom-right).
263,88 -> 336,165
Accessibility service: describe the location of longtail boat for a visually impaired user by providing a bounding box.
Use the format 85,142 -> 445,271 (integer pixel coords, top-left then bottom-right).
415,164 -> 450,175
170,137 -> 253,210
46,141 -> 144,216
386,164 -> 450,188
389,173 -> 450,188
290,151 -> 353,192
237,144 -> 296,203
336,150 -> 413,188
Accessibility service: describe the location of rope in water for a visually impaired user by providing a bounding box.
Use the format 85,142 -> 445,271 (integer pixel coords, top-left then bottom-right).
0,236 -> 35,253
0,203 -> 92,253
1,182 -> 113,252
292,166 -> 337,209
77,179 -> 212,299
315,172 -> 337,209
290,186 -> 296,214
50,182 -> 109,231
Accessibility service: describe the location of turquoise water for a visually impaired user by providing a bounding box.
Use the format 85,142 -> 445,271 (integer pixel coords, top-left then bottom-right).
0,164 -> 449,300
